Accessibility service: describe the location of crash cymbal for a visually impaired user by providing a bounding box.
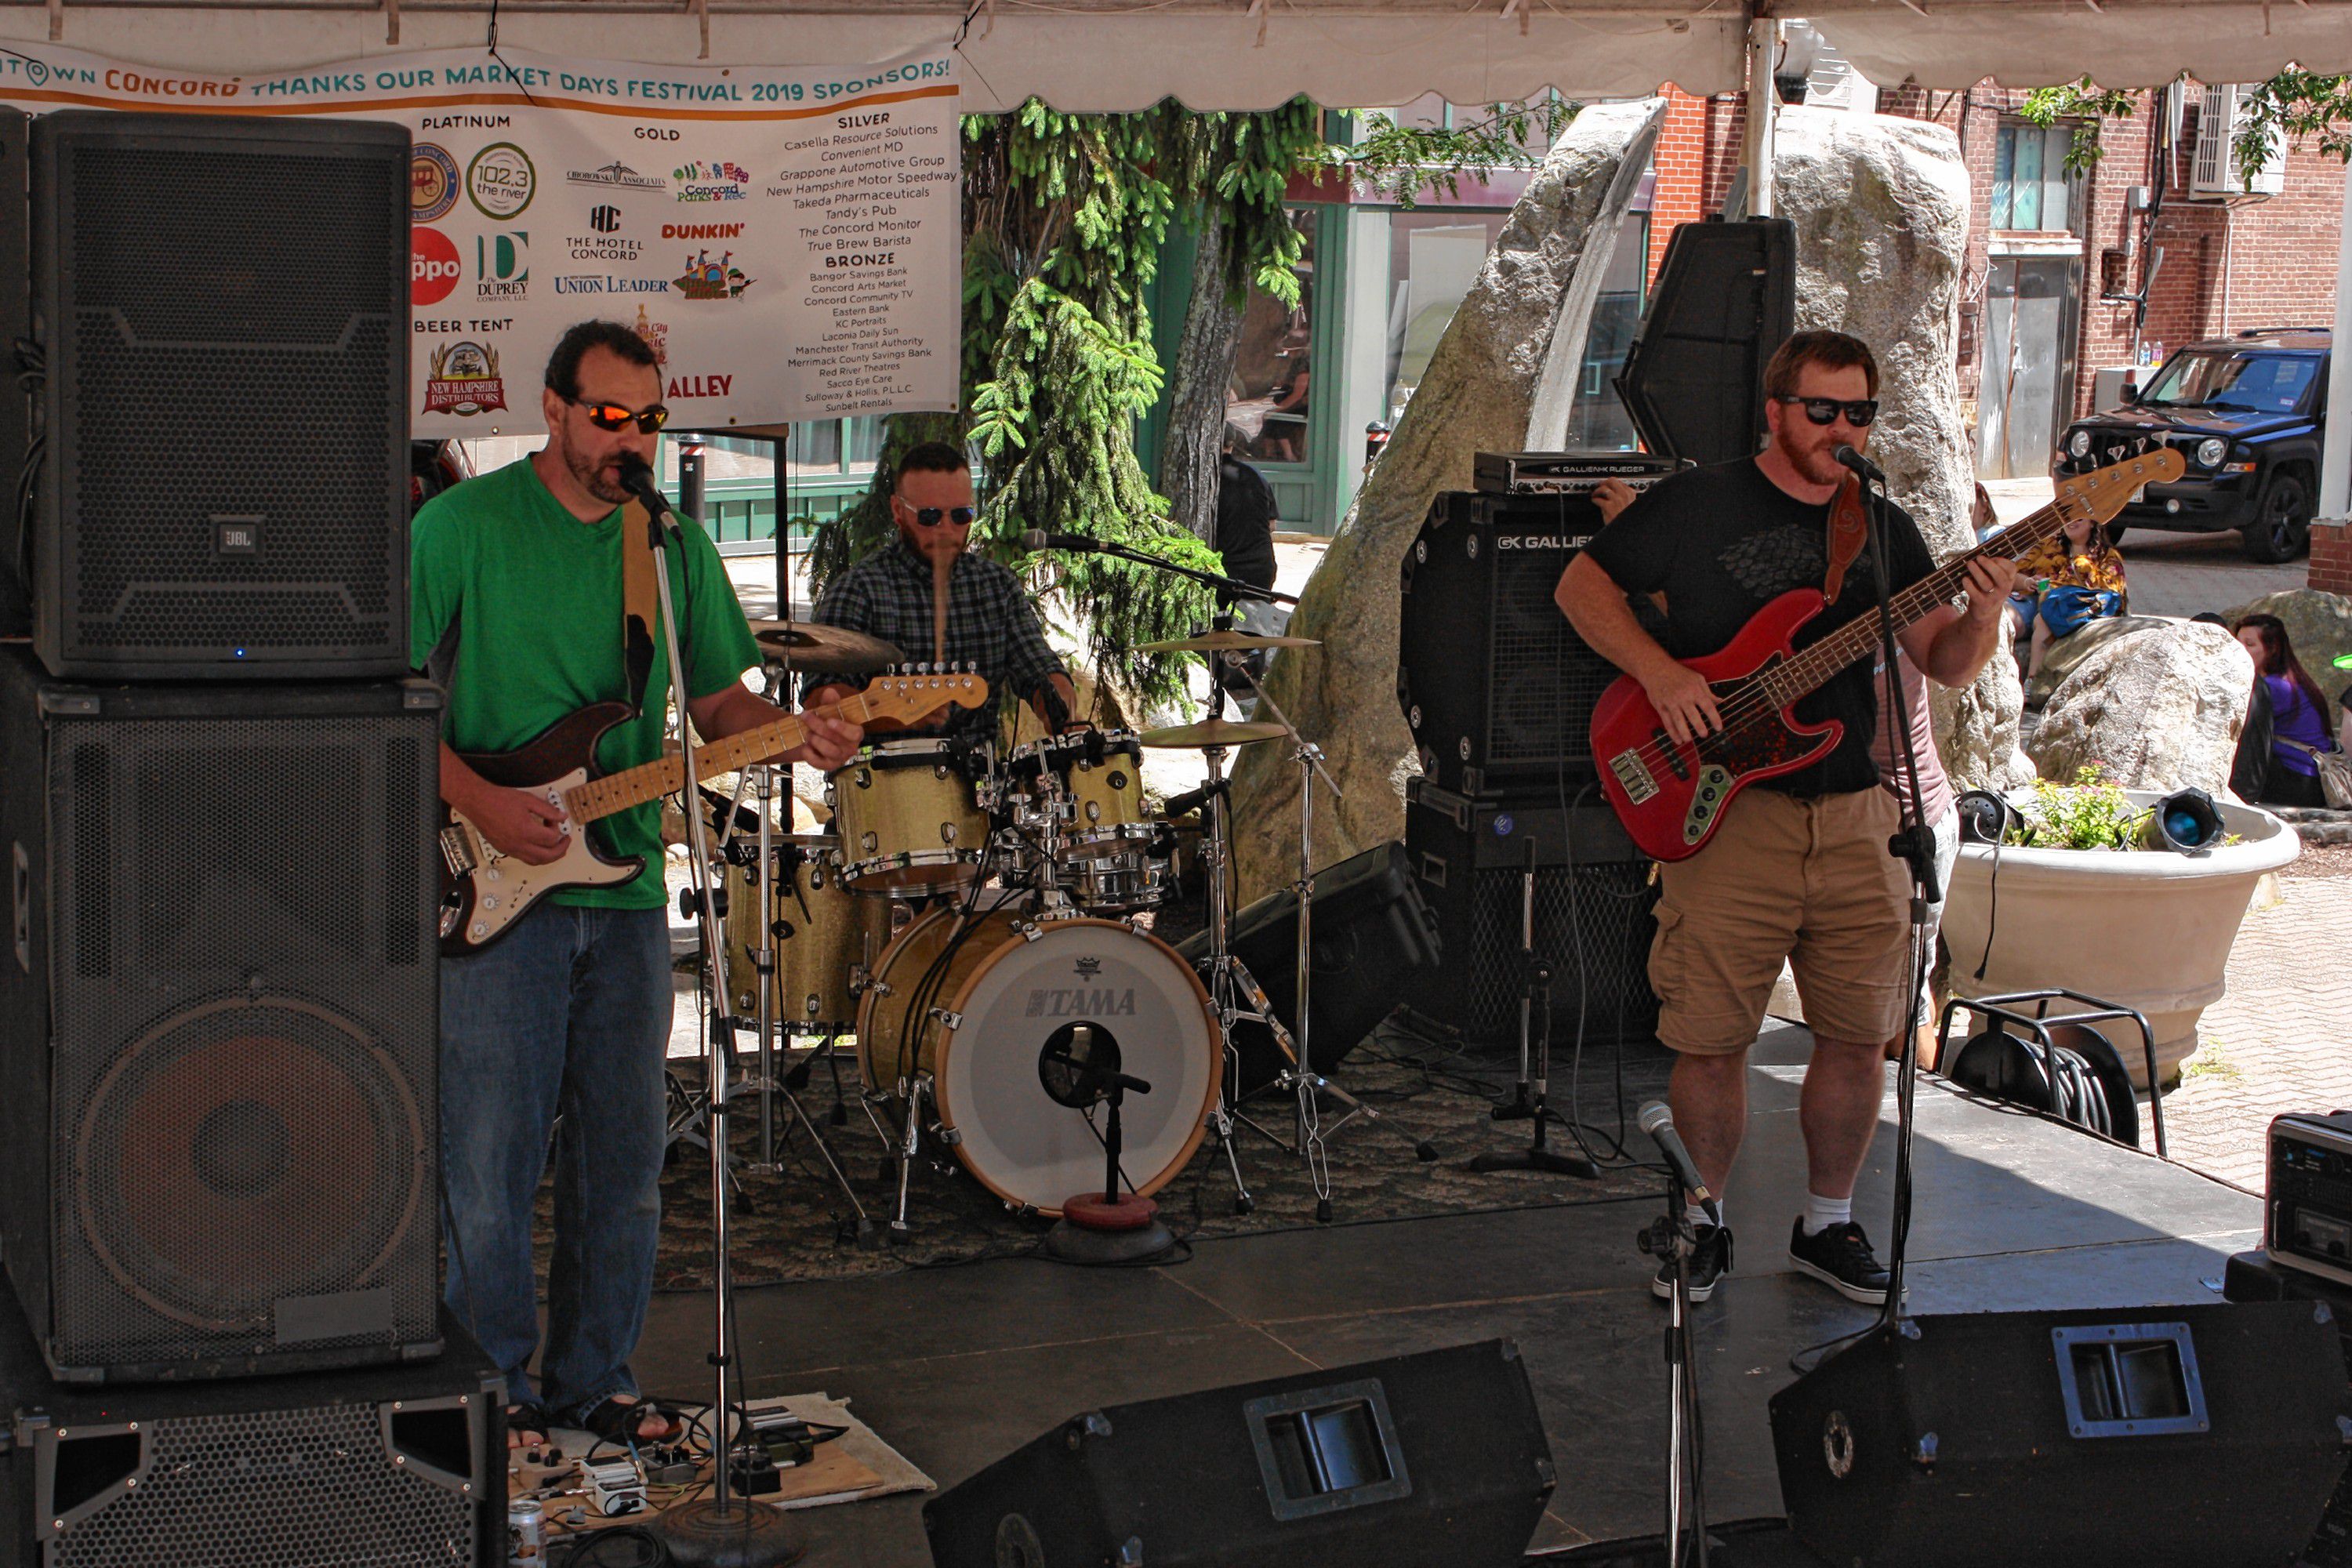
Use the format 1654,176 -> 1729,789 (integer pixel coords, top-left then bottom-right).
1138,717 -> 1290,749
1135,629 -> 1322,654
749,620 -> 905,675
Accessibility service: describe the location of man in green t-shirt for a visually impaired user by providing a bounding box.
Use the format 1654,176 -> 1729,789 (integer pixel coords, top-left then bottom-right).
413,321 -> 859,1449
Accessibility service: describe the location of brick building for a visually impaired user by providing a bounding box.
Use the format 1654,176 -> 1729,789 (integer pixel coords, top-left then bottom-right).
1646,74 -> 2347,481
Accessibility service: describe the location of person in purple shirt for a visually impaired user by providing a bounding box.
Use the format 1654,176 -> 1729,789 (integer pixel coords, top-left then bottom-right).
2234,613 -> 2339,808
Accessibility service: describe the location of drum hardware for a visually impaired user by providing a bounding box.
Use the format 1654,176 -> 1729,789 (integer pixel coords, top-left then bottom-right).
1466,836 -> 1602,1181
1134,629 -> 1323,654
1039,1022 -> 1178,1265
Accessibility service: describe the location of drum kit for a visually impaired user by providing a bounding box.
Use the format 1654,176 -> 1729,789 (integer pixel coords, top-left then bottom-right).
685,613 -> 1425,1250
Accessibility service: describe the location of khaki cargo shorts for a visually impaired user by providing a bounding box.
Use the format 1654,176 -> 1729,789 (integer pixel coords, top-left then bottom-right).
1649,785 -> 1911,1055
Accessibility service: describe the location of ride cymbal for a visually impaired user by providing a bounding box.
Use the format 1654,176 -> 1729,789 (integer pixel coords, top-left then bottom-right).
1138,717 -> 1290,749
1136,630 -> 1322,654
749,620 -> 906,675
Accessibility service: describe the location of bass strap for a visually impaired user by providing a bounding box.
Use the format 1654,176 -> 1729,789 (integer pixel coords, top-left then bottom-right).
1821,470 -> 1870,604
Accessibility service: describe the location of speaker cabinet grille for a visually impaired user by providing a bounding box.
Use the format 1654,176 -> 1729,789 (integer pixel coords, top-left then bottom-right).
0,652 -> 441,1380
33,114 -> 409,679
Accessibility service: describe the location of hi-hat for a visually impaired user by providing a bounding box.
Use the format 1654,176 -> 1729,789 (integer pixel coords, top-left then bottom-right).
750,620 -> 904,675
1139,717 -> 1290,749
1136,630 -> 1322,654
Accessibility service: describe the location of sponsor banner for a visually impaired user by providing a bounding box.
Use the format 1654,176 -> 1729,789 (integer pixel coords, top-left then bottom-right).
0,42 -> 960,434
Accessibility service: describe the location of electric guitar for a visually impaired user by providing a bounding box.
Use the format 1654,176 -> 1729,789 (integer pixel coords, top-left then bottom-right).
1590,447 -> 2181,862
437,670 -> 989,953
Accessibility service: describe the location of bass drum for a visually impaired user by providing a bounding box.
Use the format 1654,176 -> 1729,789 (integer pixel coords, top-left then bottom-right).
858,909 -> 1218,1215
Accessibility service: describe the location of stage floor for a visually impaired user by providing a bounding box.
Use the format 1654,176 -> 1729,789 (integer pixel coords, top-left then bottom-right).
629,1022 -> 2261,1564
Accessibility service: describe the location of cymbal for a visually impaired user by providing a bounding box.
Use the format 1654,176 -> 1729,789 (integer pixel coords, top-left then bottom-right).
1135,629 -> 1322,654
1139,717 -> 1290,749
749,620 -> 905,675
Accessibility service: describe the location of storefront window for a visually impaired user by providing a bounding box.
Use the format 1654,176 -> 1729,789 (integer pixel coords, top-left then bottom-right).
1384,212 -> 1509,425
1563,213 -> 1649,449
1225,208 -> 1318,466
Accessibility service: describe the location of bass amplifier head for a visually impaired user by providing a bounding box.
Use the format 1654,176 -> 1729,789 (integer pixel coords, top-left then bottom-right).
2269,1112 -> 2352,1287
1471,450 -> 1687,495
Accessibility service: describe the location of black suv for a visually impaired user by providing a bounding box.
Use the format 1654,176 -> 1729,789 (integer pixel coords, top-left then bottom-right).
2050,328 -> 2326,563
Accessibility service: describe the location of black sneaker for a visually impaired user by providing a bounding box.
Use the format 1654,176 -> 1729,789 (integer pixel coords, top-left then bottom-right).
1650,1224 -> 1733,1303
1788,1218 -> 1891,1304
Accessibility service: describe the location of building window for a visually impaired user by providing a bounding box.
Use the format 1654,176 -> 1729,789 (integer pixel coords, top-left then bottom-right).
1564,213 -> 1649,449
1384,211 -> 1511,426
1993,123 -> 2074,232
1225,208 -> 1319,467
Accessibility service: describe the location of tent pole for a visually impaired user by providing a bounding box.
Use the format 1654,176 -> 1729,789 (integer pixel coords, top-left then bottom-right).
1744,13 -> 1778,219
2322,156 -> 2352,518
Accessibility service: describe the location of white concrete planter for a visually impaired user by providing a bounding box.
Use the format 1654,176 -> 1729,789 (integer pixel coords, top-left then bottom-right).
1941,790 -> 2301,1089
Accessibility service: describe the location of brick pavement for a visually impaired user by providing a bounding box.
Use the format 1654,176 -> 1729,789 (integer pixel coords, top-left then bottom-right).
2153,845 -> 2352,1190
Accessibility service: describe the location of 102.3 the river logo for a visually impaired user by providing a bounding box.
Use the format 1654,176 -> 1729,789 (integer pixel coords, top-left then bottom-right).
1024,955 -> 1136,1018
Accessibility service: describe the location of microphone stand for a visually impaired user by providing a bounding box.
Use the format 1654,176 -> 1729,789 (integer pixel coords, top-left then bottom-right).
1850,458 -> 1936,1345
627,465 -> 806,1568
1033,534 -> 1298,608
1636,1163 -> 1709,1568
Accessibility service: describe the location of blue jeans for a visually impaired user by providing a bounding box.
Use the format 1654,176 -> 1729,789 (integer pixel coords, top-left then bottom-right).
440,898 -> 671,1420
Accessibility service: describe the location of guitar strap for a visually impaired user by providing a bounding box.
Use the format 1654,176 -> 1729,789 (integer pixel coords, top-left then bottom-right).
1821,472 -> 1870,603
620,499 -> 659,717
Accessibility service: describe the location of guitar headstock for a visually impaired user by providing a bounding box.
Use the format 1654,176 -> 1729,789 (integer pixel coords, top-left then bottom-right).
856,665 -> 992,723
2054,439 -> 2186,524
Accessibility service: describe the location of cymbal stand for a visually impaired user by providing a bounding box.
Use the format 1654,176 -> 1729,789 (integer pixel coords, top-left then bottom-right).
1222,653 -> 1432,1221
1192,731 -> 1266,1216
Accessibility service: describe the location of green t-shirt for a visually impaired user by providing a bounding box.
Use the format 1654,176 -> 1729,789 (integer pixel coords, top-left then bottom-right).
411,456 -> 760,909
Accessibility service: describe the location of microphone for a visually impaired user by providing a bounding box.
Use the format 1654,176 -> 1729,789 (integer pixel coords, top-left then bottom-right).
1832,445 -> 1886,483
1637,1101 -> 1722,1229
615,455 -> 681,533
1021,529 -> 1101,553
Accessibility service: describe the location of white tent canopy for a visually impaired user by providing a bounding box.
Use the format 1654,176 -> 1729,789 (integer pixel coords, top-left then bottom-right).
4,0 -> 2350,111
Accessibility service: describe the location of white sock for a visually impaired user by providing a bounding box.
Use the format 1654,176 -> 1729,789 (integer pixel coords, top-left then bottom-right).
1686,1201 -> 1719,1232
1803,1192 -> 1852,1236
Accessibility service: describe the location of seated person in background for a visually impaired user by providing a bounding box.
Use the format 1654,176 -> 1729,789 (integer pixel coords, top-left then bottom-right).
2196,612 -> 2276,801
2234,612 -> 2341,808
2009,508 -> 2126,678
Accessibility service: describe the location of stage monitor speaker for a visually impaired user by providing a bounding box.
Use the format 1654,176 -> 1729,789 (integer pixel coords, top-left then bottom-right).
1172,840 -> 1443,1092
0,648 -> 444,1382
1401,779 -> 1658,1047
923,1338 -> 1553,1568
1769,1302 -> 2352,1568
0,1301 -> 503,1568
30,111 -> 410,680
1397,470 -> 1675,797
1614,217 -> 1795,466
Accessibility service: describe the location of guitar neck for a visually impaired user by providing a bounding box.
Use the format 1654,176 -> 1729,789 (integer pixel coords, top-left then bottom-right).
1755,493 -> 2081,709
564,689 -> 881,824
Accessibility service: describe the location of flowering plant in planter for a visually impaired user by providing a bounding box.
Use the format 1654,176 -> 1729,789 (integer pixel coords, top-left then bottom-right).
2002,765 -> 2143,851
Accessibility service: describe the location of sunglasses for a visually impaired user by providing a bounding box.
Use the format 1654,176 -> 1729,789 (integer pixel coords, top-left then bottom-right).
900,503 -> 977,528
1778,395 -> 1878,428
569,397 -> 670,434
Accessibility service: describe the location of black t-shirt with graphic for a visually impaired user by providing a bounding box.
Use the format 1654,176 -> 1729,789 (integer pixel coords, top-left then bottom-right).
1579,456 -> 1936,797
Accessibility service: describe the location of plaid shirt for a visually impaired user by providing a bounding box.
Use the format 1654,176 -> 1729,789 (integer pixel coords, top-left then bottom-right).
804,537 -> 1065,739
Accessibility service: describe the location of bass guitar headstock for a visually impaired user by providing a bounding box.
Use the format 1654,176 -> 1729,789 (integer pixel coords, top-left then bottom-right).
2055,438 -> 2185,525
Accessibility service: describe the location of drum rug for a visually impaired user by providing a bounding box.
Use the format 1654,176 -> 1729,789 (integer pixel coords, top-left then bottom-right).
531,1014 -> 1679,1291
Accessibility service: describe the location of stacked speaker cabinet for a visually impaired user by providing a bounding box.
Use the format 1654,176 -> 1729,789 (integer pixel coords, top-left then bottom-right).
1396,459 -> 1674,1048
0,111 -> 490,1566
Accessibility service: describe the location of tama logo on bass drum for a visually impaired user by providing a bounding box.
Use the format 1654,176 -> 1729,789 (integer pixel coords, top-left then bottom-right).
1495,532 -> 1592,551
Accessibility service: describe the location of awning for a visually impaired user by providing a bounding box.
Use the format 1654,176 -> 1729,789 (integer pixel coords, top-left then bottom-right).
0,0 -> 2343,111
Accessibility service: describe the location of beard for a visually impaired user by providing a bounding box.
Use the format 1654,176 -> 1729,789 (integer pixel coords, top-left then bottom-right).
1778,429 -> 1848,488
560,433 -> 632,506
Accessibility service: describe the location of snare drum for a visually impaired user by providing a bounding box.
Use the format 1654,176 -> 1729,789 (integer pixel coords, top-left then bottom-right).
721,837 -> 891,1033
829,739 -> 992,895
1004,731 -> 1168,909
857,908 -> 1218,1215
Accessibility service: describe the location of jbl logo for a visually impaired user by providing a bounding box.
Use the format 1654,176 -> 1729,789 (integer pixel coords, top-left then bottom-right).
213,517 -> 261,555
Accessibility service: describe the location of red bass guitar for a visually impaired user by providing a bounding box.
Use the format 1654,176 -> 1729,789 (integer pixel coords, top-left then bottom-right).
1589,447 -> 2180,862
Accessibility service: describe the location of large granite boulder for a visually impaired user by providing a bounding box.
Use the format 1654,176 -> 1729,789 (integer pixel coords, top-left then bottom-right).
1773,107 -> 2030,790
2027,621 -> 2254,793
1226,100 -> 1666,900
2225,587 -> 2352,706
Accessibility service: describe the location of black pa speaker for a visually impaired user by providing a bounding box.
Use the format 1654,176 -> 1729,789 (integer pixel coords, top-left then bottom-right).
1173,841 -> 1442,1092
0,1301 -> 503,1568
2224,1248 -> 2352,1566
29,111 -> 410,680
1401,779 -> 1658,1047
1397,473 -> 1673,797
1614,217 -> 1795,465
924,1339 -> 1554,1568
1769,1303 -> 2352,1568
0,648 -> 444,1381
